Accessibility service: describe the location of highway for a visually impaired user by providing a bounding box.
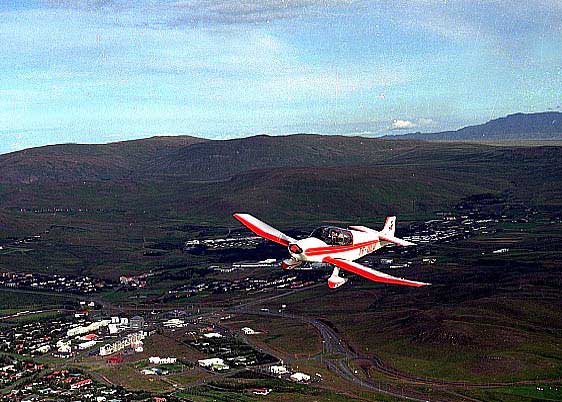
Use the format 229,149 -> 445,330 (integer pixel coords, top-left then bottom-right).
231,305 -> 432,402
9,282 -> 556,401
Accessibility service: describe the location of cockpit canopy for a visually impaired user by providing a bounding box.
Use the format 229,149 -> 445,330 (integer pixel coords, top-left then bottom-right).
310,226 -> 353,246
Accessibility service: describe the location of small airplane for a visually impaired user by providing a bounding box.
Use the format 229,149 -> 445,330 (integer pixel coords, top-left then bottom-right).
233,213 -> 430,289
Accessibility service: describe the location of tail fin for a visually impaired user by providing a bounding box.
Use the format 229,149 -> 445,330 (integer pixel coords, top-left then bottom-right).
381,216 -> 396,236
379,216 -> 415,246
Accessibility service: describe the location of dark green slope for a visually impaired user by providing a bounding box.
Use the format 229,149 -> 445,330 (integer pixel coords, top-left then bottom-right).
1,135 -> 562,224
0,135 -> 207,184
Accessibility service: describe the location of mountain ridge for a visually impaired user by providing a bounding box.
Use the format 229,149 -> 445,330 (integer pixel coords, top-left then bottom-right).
2,112 -> 562,186
386,111 -> 562,141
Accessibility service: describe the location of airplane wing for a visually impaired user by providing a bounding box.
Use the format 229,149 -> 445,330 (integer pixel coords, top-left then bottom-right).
323,256 -> 430,287
233,213 -> 297,247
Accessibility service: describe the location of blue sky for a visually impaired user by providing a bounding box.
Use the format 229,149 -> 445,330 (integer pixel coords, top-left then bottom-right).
1,0 -> 561,153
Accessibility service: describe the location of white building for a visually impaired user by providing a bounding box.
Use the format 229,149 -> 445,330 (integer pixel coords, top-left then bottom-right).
269,365 -> 288,375
203,332 -> 223,338
241,327 -> 259,335
198,357 -> 229,371
149,357 -> 177,365
163,318 -> 186,328
57,344 -> 72,353
67,320 -> 110,337
33,345 -> 51,354
78,340 -> 97,350
290,372 -> 311,382
99,331 -> 146,356
108,323 -> 120,335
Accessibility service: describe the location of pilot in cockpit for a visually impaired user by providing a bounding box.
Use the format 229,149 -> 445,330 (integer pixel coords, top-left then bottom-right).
337,231 -> 346,245
330,229 -> 338,245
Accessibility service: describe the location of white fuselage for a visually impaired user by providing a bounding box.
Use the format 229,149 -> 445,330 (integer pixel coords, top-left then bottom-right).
289,229 -> 385,263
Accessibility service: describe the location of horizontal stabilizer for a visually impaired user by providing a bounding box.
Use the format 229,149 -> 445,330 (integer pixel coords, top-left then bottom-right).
378,233 -> 415,247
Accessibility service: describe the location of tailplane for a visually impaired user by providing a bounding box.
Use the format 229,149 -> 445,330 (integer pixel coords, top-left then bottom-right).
381,216 -> 396,236
379,216 -> 415,246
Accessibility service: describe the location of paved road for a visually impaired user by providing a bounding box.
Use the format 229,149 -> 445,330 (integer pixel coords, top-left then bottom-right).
14,283 -> 557,401
232,306 -> 432,402
231,306 -> 562,401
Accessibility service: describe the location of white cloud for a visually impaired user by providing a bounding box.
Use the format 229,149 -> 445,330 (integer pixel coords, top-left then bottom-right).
418,117 -> 436,127
390,117 -> 437,131
43,0 -> 361,25
166,0 -> 358,25
391,119 -> 417,130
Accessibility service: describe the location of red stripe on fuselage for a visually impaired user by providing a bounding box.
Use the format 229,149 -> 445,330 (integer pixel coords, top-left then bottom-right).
233,214 -> 290,247
304,239 -> 379,256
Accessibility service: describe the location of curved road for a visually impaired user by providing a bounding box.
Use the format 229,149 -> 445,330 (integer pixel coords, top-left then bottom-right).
232,306 -> 561,402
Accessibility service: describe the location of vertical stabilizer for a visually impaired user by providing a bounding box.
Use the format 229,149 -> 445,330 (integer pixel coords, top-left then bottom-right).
382,216 -> 396,236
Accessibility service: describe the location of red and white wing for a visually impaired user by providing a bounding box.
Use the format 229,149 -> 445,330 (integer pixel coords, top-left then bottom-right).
233,213 -> 296,247
323,256 -> 429,287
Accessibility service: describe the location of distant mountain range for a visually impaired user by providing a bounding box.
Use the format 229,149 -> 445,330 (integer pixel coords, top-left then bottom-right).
1,127 -> 562,226
386,112 -> 562,141
1,133 -> 554,185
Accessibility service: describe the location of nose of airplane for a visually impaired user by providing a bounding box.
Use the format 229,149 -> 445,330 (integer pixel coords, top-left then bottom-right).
288,243 -> 303,254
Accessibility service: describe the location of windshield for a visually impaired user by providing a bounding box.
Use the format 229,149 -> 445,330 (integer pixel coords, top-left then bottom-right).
310,226 -> 353,246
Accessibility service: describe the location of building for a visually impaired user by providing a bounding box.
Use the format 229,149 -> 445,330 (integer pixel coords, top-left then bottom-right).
78,340 -> 97,350
149,357 -> 177,365
55,344 -> 72,357
33,345 -> 51,354
67,320 -> 110,337
241,327 -> 258,335
106,355 -> 123,365
130,316 -> 145,329
198,357 -> 229,371
269,365 -> 288,375
251,388 -> 272,395
70,378 -> 92,389
290,372 -> 311,382
80,333 -> 98,341
203,332 -> 222,338
108,323 -> 121,335
99,331 -> 147,356
163,318 -> 186,328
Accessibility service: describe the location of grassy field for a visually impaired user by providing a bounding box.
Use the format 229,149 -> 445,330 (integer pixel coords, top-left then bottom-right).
175,377 -> 393,402
0,288 -> 76,316
225,314 -> 323,359
252,220 -> 562,388
1,138 -> 562,400
465,384 -> 562,401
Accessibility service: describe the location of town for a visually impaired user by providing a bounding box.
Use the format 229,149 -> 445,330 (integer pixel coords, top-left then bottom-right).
0,195 -> 547,400
0,271 -> 107,294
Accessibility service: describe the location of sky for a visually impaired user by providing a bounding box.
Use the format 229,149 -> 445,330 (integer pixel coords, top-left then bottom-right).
0,0 -> 561,153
